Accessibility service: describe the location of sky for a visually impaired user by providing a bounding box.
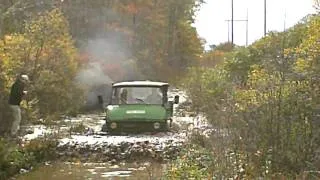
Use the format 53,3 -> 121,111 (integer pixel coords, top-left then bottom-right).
194,0 -> 317,48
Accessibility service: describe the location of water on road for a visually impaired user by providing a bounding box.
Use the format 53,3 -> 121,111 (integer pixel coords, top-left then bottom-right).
15,89 -> 209,180
15,162 -> 167,180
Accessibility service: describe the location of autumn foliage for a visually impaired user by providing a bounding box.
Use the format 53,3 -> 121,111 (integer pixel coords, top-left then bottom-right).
182,14 -> 320,178
0,0 -> 204,129
0,9 -> 84,131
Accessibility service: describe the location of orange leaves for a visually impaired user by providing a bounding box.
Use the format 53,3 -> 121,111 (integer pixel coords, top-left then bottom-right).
77,52 -> 90,65
201,50 -> 225,67
126,2 -> 138,14
106,22 -> 134,37
120,1 -> 154,16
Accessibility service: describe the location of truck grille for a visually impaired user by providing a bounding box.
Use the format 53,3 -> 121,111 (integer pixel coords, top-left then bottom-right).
108,121 -> 167,133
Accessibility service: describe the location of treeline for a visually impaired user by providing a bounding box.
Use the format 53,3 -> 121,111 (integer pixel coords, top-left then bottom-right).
0,1 -> 203,131
0,0 -> 203,80
175,14 -> 320,178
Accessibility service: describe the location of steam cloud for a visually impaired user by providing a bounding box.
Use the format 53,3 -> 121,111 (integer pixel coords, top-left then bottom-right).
75,30 -> 144,109
71,6 -> 146,109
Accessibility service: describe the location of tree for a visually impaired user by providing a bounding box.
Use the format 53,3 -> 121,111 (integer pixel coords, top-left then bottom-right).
181,14 -> 320,178
0,9 -> 84,122
1,0 -> 205,81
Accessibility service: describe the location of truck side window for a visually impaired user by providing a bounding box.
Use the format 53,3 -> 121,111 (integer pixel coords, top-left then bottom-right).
120,89 -> 128,104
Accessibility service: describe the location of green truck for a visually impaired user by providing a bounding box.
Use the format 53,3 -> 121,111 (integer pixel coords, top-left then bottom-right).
100,81 -> 179,134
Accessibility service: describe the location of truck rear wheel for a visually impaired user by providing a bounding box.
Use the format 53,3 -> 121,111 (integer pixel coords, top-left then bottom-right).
101,123 -> 108,132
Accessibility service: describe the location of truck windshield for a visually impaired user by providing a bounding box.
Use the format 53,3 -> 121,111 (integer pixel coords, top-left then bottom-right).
112,87 -> 163,105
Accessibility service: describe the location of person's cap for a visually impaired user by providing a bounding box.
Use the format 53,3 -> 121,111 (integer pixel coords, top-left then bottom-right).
20,74 -> 30,83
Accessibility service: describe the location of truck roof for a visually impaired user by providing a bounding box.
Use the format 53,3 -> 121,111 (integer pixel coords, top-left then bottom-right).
112,81 -> 169,87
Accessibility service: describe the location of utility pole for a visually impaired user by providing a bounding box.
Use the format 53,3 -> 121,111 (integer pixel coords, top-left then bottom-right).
225,17 -> 248,46
264,0 -> 267,36
231,0 -> 234,45
227,21 -> 230,42
227,1 -> 249,46
283,12 -> 287,31
246,8 -> 249,46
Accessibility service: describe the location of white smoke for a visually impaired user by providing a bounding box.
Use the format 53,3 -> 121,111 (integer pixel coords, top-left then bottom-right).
75,62 -> 112,87
75,32 -> 144,109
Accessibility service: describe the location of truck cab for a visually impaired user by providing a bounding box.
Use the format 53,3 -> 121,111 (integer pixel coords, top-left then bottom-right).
101,81 -> 179,134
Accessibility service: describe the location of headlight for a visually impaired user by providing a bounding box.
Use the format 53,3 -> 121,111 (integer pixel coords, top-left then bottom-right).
110,122 -> 117,129
107,105 -> 114,110
153,122 -> 160,129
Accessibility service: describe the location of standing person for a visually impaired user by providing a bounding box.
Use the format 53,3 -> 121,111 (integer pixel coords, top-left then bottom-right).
145,88 -> 163,104
120,89 -> 128,104
8,74 -> 29,137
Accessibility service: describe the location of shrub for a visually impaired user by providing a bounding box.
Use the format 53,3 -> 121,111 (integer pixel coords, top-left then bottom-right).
165,144 -> 214,179
180,15 -> 320,178
0,138 -> 34,180
0,9 -> 85,124
23,137 -> 59,162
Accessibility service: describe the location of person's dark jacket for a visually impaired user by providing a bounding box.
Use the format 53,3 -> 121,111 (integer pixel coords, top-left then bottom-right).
8,80 -> 25,105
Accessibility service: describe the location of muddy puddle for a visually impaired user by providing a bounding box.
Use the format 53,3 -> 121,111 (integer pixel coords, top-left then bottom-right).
14,89 -> 208,180
15,162 -> 167,180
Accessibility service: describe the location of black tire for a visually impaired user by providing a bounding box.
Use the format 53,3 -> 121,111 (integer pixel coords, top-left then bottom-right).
101,123 -> 108,132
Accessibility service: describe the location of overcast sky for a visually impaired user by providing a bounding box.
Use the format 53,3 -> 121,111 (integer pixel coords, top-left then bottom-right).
194,0 -> 317,48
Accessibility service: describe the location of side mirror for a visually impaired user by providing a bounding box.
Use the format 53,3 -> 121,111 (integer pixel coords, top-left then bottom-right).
97,95 -> 103,105
97,95 -> 105,110
174,95 -> 179,104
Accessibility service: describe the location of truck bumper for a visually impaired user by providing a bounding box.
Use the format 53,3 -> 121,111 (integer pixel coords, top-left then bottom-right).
104,120 -> 169,134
